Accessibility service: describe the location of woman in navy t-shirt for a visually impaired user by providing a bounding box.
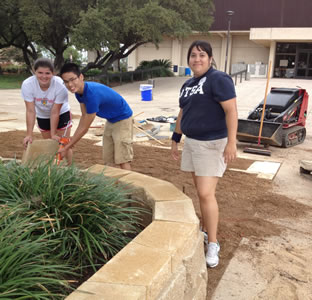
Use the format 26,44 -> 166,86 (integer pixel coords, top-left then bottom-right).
171,40 -> 238,268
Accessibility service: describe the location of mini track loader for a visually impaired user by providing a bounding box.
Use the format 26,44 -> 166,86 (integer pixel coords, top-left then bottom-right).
237,87 -> 309,148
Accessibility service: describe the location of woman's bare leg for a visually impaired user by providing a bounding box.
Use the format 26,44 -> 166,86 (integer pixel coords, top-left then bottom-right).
192,173 -> 219,243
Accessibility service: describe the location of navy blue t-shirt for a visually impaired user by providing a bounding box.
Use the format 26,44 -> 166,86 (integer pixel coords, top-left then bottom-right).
179,67 -> 236,140
75,82 -> 132,123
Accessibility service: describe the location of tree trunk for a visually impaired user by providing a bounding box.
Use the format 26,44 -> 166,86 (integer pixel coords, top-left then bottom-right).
54,52 -> 65,74
22,46 -> 37,74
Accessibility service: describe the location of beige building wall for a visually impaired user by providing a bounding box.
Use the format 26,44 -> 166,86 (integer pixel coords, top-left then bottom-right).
127,32 -> 270,74
268,40 -> 276,78
127,49 -> 137,71
232,35 -> 270,65
87,50 -> 97,63
126,38 -> 172,71
125,28 -> 312,78
250,27 -> 312,42
89,27 -> 312,78
137,38 -> 172,63
171,39 -> 182,67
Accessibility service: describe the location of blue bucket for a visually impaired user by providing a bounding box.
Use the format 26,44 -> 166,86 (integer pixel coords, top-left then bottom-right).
140,84 -> 153,101
141,89 -> 152,101
185,67 -> 191,76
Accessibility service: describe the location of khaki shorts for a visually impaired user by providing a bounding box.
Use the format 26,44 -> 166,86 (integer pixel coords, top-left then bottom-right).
102,116 -> 133,165
181,137 -> 227,177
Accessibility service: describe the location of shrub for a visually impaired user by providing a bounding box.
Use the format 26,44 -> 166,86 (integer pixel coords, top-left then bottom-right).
136,59 -> 172,70
135,59 -> 174,78
0,159 -> 148,274
0,64 -> 28,74
83,68 -> 102,77
0,206 -> 74,299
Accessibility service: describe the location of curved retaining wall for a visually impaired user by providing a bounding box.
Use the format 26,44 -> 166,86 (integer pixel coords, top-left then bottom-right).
66,164 -> 207,300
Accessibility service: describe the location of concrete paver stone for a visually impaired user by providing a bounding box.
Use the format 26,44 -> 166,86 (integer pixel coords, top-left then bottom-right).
21,139 -> 59,166
66,281 -> 146,300
91,241 -> 172,299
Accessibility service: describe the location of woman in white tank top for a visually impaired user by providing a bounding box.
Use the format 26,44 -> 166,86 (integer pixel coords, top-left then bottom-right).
21,58 -> 73,164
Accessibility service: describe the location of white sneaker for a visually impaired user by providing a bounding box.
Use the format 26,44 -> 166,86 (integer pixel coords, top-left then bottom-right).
206,242 -> 220,268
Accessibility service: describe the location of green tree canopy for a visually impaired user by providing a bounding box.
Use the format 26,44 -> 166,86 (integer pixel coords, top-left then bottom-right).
73,0 -> 215,72
0,0 -> 38,71
0,0 -> 92,71
0,0 -> 214,72
19,0 -> 91,71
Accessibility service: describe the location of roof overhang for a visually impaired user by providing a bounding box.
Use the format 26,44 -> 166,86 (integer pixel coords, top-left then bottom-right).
250,27 -> 312,46
208,30 -> 250,38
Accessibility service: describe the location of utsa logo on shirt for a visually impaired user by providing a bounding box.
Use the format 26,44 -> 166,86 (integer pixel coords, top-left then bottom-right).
180,77 -> 206,98
34,97 -> 53,106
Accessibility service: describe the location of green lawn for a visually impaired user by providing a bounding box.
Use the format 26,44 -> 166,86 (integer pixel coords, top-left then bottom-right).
0,74 -> 29,89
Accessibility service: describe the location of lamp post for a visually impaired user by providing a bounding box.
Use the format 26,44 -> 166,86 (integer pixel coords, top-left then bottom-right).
224,10 -> 234,73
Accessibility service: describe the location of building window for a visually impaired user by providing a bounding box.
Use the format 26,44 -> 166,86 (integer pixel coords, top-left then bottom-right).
275,42 -> 312,78
275,43 -> 296,78
276,43 -> 296,54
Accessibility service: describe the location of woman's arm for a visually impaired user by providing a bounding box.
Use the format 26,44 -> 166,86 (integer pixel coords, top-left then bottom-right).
62,103 -> 96,151
174,108 -> 183,134
220,98 -> 238,163
171,108 -> 183,161
50,103 -> 62,140
23,101 -> 36,147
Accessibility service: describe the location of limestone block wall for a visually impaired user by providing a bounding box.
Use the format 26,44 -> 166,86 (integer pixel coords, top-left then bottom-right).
66,164 -> 207,300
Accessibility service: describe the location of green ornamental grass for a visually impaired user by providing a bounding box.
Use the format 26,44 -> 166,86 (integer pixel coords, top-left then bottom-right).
0,159 -> 149,298
0,206 -> 74,299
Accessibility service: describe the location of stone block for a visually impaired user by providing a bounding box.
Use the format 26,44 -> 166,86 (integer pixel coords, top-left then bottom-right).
87,164 -> 131,178
66,291 -> 106,300
66,281 -> 146,300
154,200 -> 199,224
156,265 -> 186,300
127,185 -> 152,210
130,197 -> 153,227
300,159 -> 312,171
0,157 -> 21,164
133,221 -> 198,272
91,241 -> 172,299
190,275 -> 207,300
118,173 -> 190,202
87,164 -> 151,208
21,139 -> 59,166
183,232 -> 207,297
65,164 -> 208,300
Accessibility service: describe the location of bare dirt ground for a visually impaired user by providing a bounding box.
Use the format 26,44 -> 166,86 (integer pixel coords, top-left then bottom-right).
1,130 -> 311,299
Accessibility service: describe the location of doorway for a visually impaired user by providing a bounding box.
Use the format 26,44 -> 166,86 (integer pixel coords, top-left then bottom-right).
295,50 -> 312,78
274,43 -> 312,79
